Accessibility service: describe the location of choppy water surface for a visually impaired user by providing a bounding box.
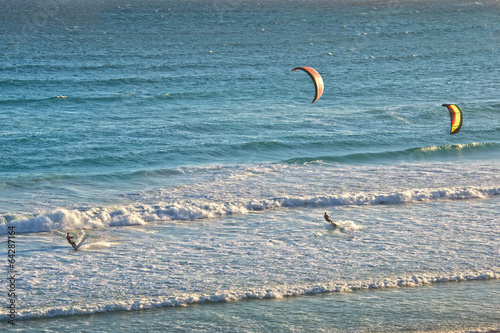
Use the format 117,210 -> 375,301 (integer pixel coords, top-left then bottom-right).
0,0 -> 499,331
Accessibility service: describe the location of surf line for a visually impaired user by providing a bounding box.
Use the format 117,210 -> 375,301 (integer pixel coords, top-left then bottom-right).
6,225 -> 17,325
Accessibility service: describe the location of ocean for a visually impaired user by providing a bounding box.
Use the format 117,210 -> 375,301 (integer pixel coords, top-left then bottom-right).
1,0 -> 499,331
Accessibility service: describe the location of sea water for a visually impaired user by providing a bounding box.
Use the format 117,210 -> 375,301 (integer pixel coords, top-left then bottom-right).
0,0 -> 499,331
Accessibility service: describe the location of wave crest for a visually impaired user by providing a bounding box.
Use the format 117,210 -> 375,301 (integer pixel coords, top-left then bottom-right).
3,270 -> 497,321
285,142 -> 500,164
2,185 -> 498,234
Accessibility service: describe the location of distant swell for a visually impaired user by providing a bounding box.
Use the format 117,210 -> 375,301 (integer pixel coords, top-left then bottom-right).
3,270 -> 498,321
284,142 -> 500,164
1,185 -> 499,234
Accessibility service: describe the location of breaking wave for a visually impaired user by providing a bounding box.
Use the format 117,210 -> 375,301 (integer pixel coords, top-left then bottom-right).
1,185 -> 499,234
3,270 -> 497,321
284,142 -> 500,164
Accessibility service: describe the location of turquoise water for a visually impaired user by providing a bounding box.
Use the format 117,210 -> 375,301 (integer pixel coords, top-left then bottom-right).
1,0 -> 499,331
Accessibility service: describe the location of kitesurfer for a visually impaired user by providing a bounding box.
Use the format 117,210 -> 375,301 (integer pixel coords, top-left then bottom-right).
66,233 -> 77,250
324,212 -> 337,228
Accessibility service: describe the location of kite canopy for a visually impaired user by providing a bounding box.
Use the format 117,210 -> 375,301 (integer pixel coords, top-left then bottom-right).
442,104 -> 463,134
292,67 -> 324,103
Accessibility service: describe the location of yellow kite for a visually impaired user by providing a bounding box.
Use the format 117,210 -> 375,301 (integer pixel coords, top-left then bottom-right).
442,104 -> 463,134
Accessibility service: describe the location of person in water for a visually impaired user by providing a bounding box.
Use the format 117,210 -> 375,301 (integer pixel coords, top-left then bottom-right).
324,212 -> 337,227
66,233 -> 77,249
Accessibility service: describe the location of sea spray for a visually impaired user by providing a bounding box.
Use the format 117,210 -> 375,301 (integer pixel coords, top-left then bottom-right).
1,185 -> 498,234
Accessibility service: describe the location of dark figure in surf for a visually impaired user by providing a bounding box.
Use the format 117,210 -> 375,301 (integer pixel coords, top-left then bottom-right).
66,233 -> 77,250
324,212 -> 337,228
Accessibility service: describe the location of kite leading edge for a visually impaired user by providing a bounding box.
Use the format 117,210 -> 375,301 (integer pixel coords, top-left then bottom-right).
292,67 -> 324,103
442,104 -> 463,135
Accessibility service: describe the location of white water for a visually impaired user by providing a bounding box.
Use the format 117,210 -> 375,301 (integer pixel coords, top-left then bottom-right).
2,160 -> 499,234
3,189 -> 498,322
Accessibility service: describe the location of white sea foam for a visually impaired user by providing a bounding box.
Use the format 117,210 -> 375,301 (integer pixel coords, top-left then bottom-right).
78,241 -> 118,250
336,220 -> 362,231
1,185 -> 499,234
4,270 -> 497,321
